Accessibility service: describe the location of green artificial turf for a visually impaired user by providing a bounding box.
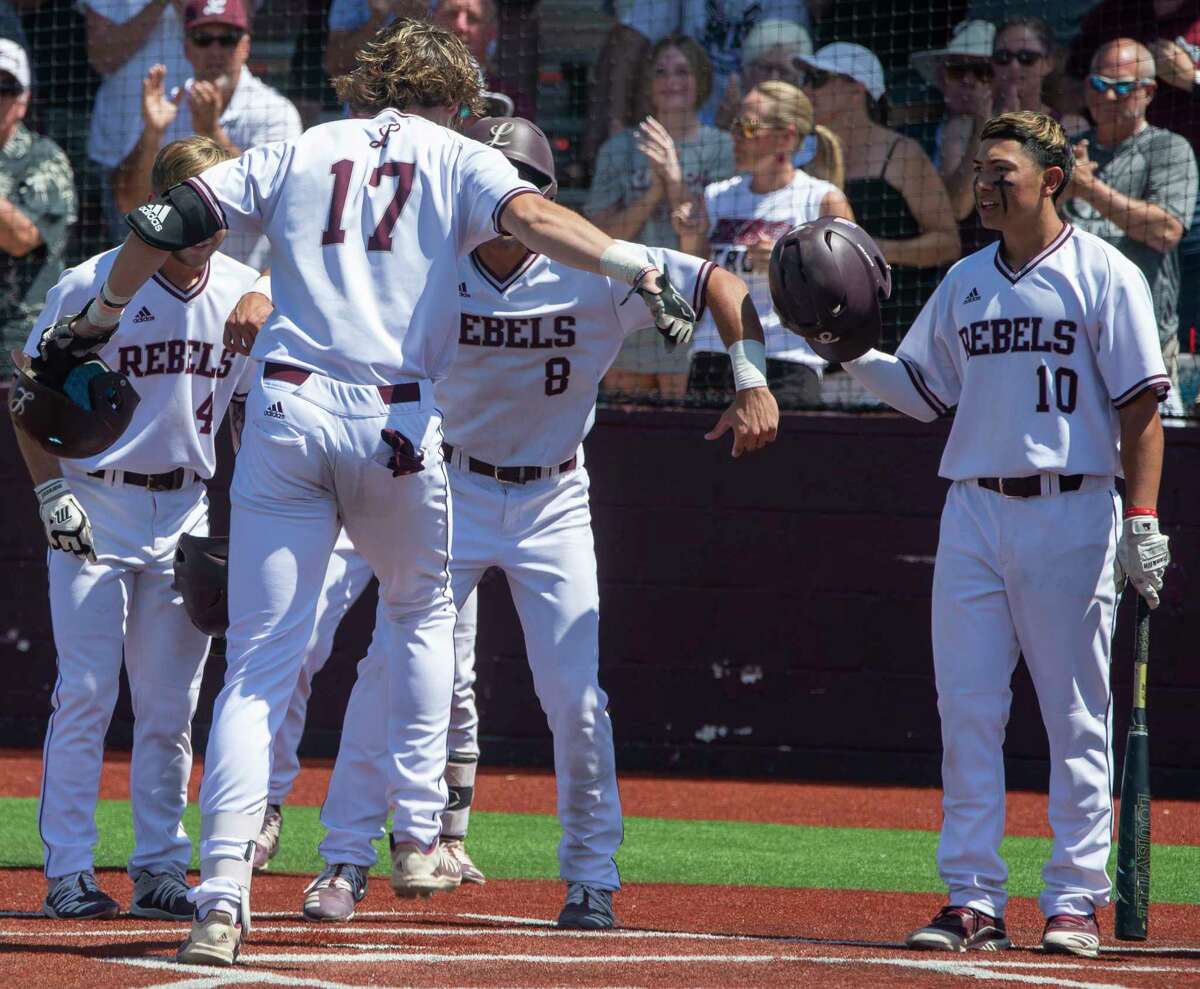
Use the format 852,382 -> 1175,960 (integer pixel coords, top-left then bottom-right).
5,797 -> 1198,904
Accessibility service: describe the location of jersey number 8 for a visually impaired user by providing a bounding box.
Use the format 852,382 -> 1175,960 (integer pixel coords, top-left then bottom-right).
545,357 -> 571,396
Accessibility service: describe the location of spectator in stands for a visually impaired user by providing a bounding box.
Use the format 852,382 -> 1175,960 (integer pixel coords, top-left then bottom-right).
1062,38 -> 1198,416
324,0 -> 424,80
0,40 -> 76,375
675,81 -> 852,407
110,0 -> 301,270
715,19 -> 813,131
992,16 -> 1088,137
588,35 -> 733,400
81,0 -> 188,241
800,42 -> 960,347
606,0 -> 812,128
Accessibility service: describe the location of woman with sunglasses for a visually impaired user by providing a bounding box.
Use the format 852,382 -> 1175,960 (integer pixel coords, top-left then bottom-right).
801,42 -> 959,349
991,17 -> 1087,136
674,81 -> 851,408
587,35 -> 734,401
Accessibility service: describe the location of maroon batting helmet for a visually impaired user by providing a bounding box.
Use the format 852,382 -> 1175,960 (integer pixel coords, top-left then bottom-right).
9,355 -> 140,459
465,117 -> 558,200
768,216 -> 892,363
173,533 -> 229,637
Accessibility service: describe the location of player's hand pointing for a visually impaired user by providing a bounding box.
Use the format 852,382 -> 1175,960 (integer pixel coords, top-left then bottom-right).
706,385 -> 779,457
224,289 -> 273,355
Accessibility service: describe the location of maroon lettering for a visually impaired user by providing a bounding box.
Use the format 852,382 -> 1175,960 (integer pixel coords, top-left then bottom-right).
366,161 -> 416,252
969,321 -> 990,355
144,341 -> 167,375
505,318 -> 530,348
185,340 -> 202,374
1052,320 -> 1077,355
459,314 -> 483,345
118,345 -> 143,377
1029,317 -> 1052,353
195,341 -> 217,378
166,338 -> 186,374
1011,317 -> 1031,352
957,326 -> 971,357
481,317 -> 506,347
528,316 -> 553,349
217,348 -> 235,378
553,315 -> 576,348
990,318 -> 1012,353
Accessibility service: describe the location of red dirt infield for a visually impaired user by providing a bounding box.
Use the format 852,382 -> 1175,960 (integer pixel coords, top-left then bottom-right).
4,871 -> 1200,989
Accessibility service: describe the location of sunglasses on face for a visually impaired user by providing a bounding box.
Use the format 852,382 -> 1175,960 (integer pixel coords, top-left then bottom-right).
944,60 -> 993,83
730,116 -> 784,139
1087,73 -> 1153,96
188,30 -> 244,48
991,48 -> 1044,66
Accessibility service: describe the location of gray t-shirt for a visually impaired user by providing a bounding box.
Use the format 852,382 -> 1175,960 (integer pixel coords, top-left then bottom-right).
585,124 -> 734,249
1063,124 -> 1198,344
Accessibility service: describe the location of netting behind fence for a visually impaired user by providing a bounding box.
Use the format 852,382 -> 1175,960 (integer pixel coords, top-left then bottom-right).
1,0 -> 1197,414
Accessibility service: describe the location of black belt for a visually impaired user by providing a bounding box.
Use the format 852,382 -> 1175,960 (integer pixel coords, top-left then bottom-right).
88,467 -> 190,491
977,474 -> 1084,498
442,443 -> 577,484
264,361 -> 421,405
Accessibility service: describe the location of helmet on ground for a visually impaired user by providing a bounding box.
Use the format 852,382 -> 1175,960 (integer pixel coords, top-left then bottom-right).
172,533 -> 229,637
465,116 -> 558,200
9,355 -> 140,458
768,216 -> 892,363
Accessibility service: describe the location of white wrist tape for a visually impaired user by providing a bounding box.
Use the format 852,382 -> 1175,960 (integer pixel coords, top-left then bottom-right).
600,240 -> 655,286
252,273 -> 272,299
85,277 -> 133,330
728,339 -> 768,391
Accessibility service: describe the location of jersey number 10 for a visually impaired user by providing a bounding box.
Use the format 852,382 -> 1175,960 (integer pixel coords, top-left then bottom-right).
322,159 -> 416,251
1035,365 -> 1078,414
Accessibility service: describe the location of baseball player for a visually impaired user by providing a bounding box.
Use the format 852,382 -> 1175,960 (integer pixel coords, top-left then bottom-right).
37,21 -> 736,967
836,111 -> 1169,956
299,116 -> 779,930
11,136 -> 259,922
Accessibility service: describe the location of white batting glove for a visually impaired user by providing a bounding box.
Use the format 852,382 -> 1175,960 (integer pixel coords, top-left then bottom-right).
34,478 -> 97,563
1116,512 -> 1170,609
634,268 -> 696,349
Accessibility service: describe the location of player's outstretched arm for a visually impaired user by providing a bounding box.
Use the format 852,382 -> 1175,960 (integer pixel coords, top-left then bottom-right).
702,267 -> 779,457
842,349 -> 944,423
500,193 -> 695,347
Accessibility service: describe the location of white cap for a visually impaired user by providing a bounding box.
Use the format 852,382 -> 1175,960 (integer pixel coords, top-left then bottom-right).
0,38 -> 30,91
741,19 -> 814,68
910,21 -> 996,88
797,42 -> 886,102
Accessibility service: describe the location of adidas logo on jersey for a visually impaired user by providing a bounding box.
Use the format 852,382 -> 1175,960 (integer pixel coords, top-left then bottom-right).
132,306 -> 155,323
264,401 -> 286,420
458,282 -> 470,298
138,203 -> 172,233
963,287 -> 981,304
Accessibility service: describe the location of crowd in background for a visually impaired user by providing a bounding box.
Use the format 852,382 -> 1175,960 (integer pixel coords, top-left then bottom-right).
0,0 -> 1197,414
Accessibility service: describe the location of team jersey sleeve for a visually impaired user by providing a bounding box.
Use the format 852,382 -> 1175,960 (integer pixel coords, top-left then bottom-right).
607,245 -> 715,336
185,140 -> 293,237
1094,253 -> 1170,408
893,277 -> 961,417
455,141 -> 540,254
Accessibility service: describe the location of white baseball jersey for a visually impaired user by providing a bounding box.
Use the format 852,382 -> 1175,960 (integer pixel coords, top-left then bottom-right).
437,245 -> 714,466
691,170 -> 833,365
25,248 -> 258,478
185,109 -> 538,386
897,223 -> 1169,480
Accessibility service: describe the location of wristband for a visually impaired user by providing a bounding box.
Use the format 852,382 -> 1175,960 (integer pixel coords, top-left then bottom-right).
600,240 -> 653,286
251,273 -> 272,299
729,339 -> 768,391
1124,506 -> 1158,519
84,296 -> 124,331
34,478 -> 68,502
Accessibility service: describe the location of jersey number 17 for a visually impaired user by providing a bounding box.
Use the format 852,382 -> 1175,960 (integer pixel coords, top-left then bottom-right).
322,160 -> 416,251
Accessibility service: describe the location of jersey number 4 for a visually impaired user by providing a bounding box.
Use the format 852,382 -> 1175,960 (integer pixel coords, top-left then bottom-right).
322,159 -> 416,251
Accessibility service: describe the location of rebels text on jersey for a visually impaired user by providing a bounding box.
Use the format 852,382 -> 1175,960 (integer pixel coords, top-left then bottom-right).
897,224 -> 1169,480
184,110 -> 538,387
26,248 -> 258,478
437,246 -> 714,467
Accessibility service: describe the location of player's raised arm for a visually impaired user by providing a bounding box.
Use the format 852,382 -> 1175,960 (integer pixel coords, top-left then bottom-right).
500,192 -> 696,349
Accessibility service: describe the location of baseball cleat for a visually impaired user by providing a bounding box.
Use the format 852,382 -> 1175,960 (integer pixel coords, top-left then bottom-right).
440,837 -> 486,885
302,863 -> 369,921
557,882 -> 616,930
1042,912 -> 1100,957
42,871 -> 120,920
130,869 -> 193,920
177,909 -> 241,966
906,905 -> 1010,951
252,804 -> 282,871
389,838 -> 462,899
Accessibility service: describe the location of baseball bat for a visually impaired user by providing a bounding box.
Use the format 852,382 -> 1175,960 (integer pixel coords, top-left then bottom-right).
1114,595 -> 1151,941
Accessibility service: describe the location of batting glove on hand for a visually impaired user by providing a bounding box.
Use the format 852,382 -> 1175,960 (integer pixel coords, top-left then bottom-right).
35,478 -> 97,563
35,302 -> 116,381
1116,513 -> 1169,609
632,268 -> 695,350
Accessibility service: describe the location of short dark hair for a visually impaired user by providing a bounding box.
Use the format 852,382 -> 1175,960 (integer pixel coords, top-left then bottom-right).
979,110 -> 1074,201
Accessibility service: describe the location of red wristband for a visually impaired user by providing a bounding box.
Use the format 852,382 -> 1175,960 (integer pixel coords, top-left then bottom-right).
1124,506 -> 1158,519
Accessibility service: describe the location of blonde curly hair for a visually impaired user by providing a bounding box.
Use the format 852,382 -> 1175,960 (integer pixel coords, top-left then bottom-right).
151,136 -> 234,195
333,18 -> 486,119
